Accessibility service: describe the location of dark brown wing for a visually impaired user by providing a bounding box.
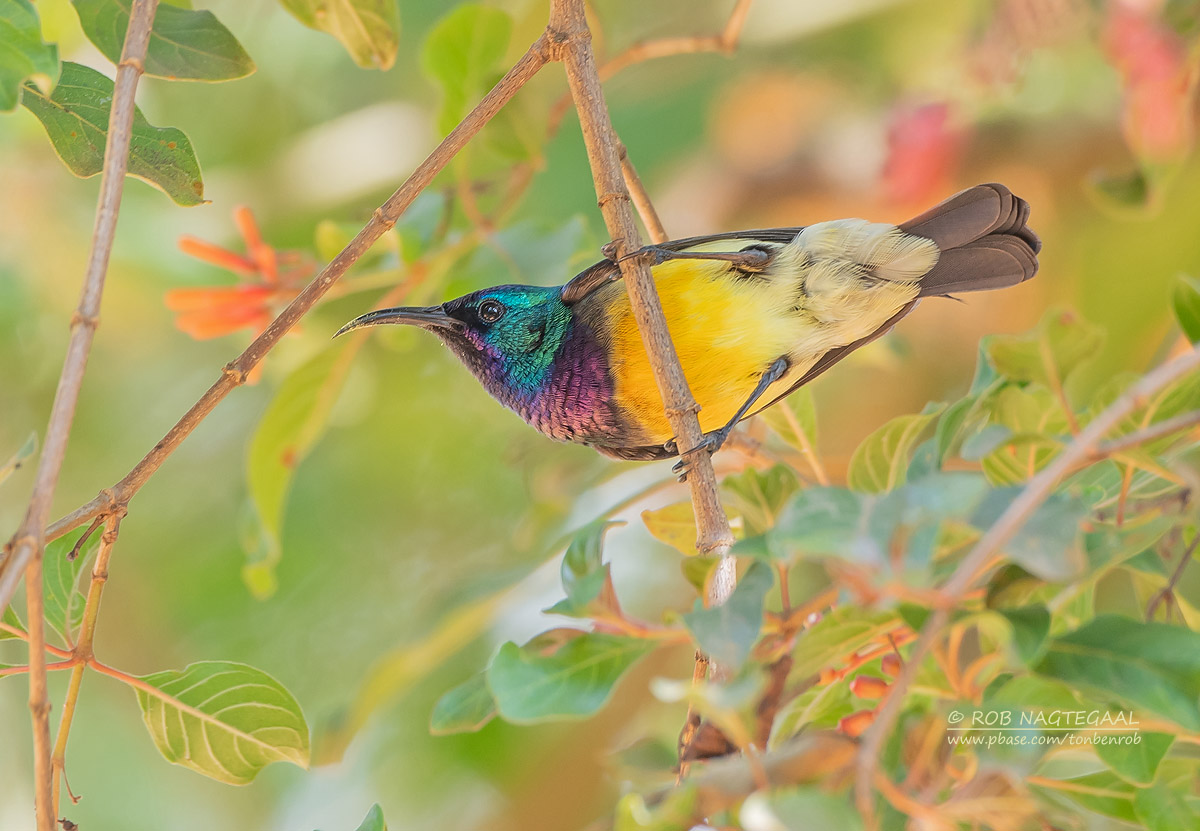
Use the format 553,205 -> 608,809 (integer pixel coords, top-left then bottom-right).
561,227 -> 804,305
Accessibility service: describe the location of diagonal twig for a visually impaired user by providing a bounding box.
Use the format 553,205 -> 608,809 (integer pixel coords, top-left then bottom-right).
854,345 -> 1200,828
23,35 -> 555,575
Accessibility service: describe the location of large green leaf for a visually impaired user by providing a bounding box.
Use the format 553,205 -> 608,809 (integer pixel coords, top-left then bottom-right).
429,673 -> 496,735
43,528 -> 102,644
0,0 -> 58,112
1035,616 -> 1200,730
421,5 -> 510,135
72,0 -> 254,82
1133,780 -> 1199,831
134,661 -> 310,784
983,307 -> 1104,389
22,61 -> 204,205
1095,731 -> 1174,786
245,347 -> 350,598
1030,769 -> 1138,824
488,632 -> 655,723
281,0 -> 399,70
846,403 -> 944,493
681,560 -> 773,671
758,487 -> 864,562
972,489 -> 1088,582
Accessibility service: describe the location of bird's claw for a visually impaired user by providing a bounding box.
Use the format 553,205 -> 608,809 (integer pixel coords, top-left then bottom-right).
669,431 -> 729,482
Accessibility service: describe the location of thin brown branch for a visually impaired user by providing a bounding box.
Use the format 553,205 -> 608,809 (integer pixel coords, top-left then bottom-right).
1094,408 -> 1200,458
0,4 -> 160,828
1146,532 -> 1199,620
548,0 -> 735,590
51,513 -> 122,816
854,345 -> 1200,828
30,33 -> 553,570
0,622 -> 73,658
599,0 -> 754,80
617,143 -> 668,244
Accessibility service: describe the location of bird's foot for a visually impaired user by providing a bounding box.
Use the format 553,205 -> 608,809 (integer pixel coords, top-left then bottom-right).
667,428 -> 733,482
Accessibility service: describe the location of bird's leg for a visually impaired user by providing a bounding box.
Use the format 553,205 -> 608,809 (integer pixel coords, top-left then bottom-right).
621,244 -> 775,273
670,356 -> 791,481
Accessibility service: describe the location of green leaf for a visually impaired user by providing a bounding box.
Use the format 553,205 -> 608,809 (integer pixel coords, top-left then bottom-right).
1095,731 -> 1174,785
280,0 -> 399,70
0,0 -> 58,112
134,661 -> 310,784
430,673 -> 496,735
353,804 -> 387,831
72,0 -> 253,81
791,607 -> 898,679
758,387 -> 818,454
846,403 -> 944,493
983,307 -> 1104,389
980,387 -> 1069,485
22,62 -> 204,205
245,347 -> 351,598
544,521 -> 621,619
1173,275 -> 1200,344
681,561 -> 773,671
0,604 -> 26,640
488,632 -> 655,723
1133,780 -> 1199,831
615,788 -> 698,831
1030,769 -> 1138,823
763,487 -> 863,562
1035,616 -> 1200,730
722,465 -> 799,536
995,605 -> 1050,665
43,528 -> 101,644
421,5 -> 510,135
0,431 -> 36,487
960,424 -> 1013,461
935,395 -> 975,465
972,488 -> 1087,582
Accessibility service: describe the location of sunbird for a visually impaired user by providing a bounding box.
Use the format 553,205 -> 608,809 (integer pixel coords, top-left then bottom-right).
338,184 -> 1039,470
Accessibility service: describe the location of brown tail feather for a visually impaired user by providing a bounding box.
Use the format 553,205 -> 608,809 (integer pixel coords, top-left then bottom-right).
899,183 -> 1041,297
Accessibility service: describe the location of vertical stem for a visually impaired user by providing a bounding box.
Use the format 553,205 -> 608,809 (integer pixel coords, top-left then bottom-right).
7,3 -> 160,826
618,144 -> 669,244
51,514 -> 122,816
25,561 -> 53,831
548,0 -> 736,586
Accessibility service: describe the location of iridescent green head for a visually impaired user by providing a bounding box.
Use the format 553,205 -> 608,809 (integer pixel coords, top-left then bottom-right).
336,284 -> 575,398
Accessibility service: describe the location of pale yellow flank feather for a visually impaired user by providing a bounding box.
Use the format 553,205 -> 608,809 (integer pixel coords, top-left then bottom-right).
600,221 -> 940,443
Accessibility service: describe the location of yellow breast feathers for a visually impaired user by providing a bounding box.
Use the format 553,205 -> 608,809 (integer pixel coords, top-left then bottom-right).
602,221 -> 940,444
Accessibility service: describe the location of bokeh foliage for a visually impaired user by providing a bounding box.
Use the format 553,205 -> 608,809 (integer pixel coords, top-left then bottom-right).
3,0 -> 1200,829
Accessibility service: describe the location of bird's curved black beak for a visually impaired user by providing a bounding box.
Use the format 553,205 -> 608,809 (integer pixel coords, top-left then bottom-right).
334,305 -> 463,338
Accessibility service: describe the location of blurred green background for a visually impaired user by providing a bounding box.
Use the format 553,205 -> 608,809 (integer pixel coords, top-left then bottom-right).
3,0 -> 1200,828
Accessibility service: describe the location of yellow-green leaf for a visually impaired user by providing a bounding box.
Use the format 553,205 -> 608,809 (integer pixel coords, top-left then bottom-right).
846,403 -> 944,494
281,0 -> 399,70
134,661 -> 310,785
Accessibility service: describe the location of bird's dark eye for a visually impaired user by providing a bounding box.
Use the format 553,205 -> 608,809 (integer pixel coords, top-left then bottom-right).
478,299 -> 506,323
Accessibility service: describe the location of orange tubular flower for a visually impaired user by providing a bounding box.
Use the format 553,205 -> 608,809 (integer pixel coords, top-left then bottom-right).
166,206 -> 314,343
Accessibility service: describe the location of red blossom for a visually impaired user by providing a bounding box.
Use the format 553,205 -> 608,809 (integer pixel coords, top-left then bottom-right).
166,206 -> 314,343
1103,2 -> 1195,164
881,102 -> 966,207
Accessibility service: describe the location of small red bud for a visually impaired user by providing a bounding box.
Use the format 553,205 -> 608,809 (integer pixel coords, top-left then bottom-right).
881,653 -> 902,678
